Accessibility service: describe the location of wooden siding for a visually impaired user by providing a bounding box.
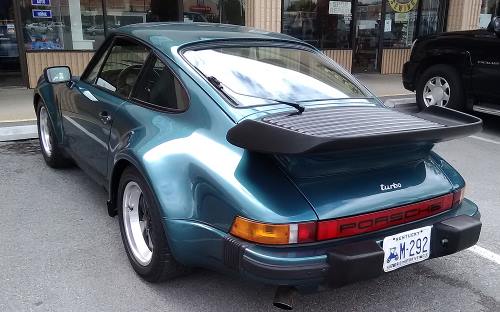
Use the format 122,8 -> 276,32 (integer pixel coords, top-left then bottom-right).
27,51 -> 94,88
447,0 -> 481,31
381,49 -> 411,74
245,0 -> 281,32
322,50 -> 352,72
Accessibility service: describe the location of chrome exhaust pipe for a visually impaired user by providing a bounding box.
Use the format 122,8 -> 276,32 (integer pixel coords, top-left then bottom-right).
273,286 -> 296,310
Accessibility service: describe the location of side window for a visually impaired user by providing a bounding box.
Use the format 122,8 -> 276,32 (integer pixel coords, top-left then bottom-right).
132,56 -> 189,111
96,39 -> 149,98
83,43 -> 112,84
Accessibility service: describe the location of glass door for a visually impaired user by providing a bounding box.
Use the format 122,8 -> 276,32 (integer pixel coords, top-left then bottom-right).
352,0 -> 383,73
0,0 -> 23,87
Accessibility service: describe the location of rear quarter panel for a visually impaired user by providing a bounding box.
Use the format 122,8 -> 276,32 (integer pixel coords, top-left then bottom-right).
107,62 -> 317,234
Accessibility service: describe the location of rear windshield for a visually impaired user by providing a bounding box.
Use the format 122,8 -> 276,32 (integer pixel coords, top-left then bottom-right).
183,46 -> 371,107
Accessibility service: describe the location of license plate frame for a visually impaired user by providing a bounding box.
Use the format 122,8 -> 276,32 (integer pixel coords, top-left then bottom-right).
382,226 -> 432,272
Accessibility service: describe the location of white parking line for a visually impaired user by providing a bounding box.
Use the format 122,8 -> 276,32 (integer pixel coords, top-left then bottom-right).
470,135 -> 500,145
468,245 -> 500,265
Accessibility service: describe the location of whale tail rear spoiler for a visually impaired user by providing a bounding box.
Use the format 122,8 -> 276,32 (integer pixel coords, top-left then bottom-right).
226,105 -> 482,154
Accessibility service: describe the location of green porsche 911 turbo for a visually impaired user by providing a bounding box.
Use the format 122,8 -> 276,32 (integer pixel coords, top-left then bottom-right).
34,22 -> 482,309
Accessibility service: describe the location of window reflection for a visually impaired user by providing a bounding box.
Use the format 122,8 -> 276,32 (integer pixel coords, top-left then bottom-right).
182,0 -> 245,25
282,0 -> 353,49
184,46 -> 368,106
20,0 -> 105,50
480,0 -> 499,28
419,0 -> 440,36
384,1 -> 417,48
105,0 -> 182,27
18,0 -> 245,52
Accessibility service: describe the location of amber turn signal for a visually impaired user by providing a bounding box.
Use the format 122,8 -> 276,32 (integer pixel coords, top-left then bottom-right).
230,216 -> 316,245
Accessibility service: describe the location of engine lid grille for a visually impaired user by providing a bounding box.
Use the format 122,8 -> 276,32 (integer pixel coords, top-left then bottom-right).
262,106 -> 444,138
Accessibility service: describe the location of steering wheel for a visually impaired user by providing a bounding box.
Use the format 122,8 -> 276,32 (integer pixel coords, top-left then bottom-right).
116,65 -> 143,97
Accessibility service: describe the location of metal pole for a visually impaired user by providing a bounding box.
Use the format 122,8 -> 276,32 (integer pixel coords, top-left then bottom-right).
102,0 -> 108,35
12,0 -> 29,88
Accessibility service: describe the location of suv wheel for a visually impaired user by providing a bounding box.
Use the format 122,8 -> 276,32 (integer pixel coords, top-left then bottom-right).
416,64 -> 464,111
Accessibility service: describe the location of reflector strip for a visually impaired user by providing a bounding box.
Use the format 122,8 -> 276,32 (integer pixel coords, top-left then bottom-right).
289,224 -> 298,243
316,193 -> 454,241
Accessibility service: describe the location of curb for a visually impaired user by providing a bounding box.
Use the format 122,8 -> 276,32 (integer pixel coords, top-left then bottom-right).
0,121 -> 38,142
383,96 -> 416,109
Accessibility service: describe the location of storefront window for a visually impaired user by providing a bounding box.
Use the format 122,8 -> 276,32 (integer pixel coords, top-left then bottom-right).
183,0 -> 244,25
418,0 -> 441,37
105,0 -> 182,27
282,0 -> 353,49
480,0 -> 499,28
183,0 -> 220,23
105,1 -> 150,29
19,0 -> 105,51
17,0 -> 245,52
220,0 -> 245,25
383,0 -> 418,48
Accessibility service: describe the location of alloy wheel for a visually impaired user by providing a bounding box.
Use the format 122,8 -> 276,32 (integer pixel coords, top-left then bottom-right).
423,76 -> 450,107
122,181 -> 153,266
39,106 -> 53,157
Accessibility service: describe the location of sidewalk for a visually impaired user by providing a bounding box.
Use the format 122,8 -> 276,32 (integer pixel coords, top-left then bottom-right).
0,88 -> 36,122
0,88 -> 37,142
354,73 -> 414,98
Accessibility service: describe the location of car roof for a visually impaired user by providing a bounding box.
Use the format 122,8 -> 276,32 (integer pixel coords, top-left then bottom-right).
115,22 -> 307,57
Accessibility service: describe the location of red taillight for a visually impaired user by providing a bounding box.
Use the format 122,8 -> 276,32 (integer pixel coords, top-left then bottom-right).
453,186 -> 465,207
297,222 -> 316,243
231,193 -> 458,245
316,193 -> 454,241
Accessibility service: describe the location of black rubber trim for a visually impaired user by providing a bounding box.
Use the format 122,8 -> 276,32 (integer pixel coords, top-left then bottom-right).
223,236 -> 248,271
431,215 -> 482,258
227,105 -> 482,154
241,255 -> 329,281
236,214 -> 481,287
327,241 -> 384,288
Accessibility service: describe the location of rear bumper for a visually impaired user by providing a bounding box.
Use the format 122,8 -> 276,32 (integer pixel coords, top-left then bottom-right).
231,201 -> 480,288
402,61 -> 419,91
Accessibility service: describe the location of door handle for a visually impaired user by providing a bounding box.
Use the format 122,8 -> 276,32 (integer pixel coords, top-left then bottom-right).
99,111 -> 112,125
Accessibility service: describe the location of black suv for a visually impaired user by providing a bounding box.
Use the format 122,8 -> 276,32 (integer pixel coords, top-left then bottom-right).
403,16 -> 500,116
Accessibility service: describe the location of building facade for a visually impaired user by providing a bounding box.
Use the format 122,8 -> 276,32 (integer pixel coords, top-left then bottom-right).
0,0 -> 498,88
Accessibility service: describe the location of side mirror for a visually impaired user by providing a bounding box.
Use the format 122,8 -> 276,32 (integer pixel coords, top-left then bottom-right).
44,66 -> 72,84
487,16 -> 500,37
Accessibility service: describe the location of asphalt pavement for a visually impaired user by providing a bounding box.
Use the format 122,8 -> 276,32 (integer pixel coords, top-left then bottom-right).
0,114 -> 499,312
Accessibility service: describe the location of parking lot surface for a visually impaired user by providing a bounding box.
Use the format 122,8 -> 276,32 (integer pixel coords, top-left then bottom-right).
1,114 -> 499,312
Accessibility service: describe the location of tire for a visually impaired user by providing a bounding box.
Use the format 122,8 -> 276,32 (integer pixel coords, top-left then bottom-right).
36,101 -> 72,168
117,166 -> 187,282
416,64 -> 465,111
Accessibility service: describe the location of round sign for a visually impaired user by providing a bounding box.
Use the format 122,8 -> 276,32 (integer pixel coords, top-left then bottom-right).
388,0 -> 418,13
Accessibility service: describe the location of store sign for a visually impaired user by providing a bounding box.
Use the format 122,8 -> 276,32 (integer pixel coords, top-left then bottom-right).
32,0 -> 51,5
384,19 -> 392,32
329,1 -> 352,15
32,9 -> 52,19
388,0 -> 418,13
6,24 -> 15,35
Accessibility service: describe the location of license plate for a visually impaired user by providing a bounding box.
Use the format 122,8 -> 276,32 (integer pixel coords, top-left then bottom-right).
382,226 -> 432,272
